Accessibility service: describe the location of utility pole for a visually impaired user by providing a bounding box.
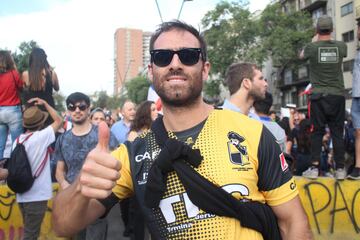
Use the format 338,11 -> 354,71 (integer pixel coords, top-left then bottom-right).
177,0 -> 193,19
155,0 -> 163,23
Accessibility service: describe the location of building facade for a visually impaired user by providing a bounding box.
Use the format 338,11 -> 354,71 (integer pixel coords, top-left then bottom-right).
114,28 -> 152,95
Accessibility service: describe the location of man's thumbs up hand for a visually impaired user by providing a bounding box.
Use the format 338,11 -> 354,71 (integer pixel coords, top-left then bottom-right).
78,122 -> 121,199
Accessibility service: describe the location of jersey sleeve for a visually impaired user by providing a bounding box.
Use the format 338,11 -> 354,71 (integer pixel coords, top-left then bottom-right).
257,127 -> 298,206
111,144 -> 134,200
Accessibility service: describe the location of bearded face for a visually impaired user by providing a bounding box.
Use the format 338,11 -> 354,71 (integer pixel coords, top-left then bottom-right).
148,29 -> 210,108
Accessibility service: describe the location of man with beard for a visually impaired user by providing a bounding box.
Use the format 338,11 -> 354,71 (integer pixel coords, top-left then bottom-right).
222,62 -> 268,119
52,21 -> 312,240
54,92 -> 118,240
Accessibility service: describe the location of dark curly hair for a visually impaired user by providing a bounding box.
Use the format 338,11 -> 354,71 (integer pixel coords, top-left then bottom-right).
130,101 -> 155,132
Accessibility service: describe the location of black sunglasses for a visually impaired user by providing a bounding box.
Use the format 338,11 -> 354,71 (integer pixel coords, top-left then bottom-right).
150,48 -> 203,67
67,103 -> 88,112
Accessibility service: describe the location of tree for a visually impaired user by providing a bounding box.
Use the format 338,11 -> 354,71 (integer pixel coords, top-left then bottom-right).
254,3 -> 313,68
203,76 -> 222,104
12,41 -> 39,73
91,91 -> 124,110
53,92 -> 66,113
202,0 -> 256,78
95,90 -> 109,109
201,1 -> 313,93
107,94 -> 126,110
201,0 -> 257,98
125,75 -> 150,104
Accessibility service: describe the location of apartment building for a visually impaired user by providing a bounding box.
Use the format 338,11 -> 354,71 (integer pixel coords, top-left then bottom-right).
114,28 -> 152,95
277,0 -> 358,110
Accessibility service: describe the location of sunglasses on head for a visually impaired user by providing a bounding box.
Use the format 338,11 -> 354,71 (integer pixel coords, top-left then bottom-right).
67,103 -> 88,112
150,48 -> 203,67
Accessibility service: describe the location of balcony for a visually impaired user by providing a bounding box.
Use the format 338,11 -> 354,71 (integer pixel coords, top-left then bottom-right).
300,0 -> 327,12
278,65 -> 310,89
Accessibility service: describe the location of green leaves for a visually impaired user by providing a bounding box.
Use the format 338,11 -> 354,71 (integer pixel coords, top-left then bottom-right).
202,0 -> 255,78
124,75 -> 150,104
201,0 -> 313,85
53,92 -> 66,113
257,3 -> 313,68
12,40 -> 39,73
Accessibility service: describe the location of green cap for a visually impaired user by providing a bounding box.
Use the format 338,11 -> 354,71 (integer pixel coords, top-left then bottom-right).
317,15 -> 333,31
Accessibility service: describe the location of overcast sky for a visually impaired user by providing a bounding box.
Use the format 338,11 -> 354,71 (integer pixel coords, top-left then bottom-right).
0,0 -> 271,96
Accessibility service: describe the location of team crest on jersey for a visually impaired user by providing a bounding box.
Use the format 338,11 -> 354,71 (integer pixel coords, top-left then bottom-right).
227,131 -> 249,166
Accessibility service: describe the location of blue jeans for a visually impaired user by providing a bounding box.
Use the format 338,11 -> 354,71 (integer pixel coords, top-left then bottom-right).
0,105 -> 23,159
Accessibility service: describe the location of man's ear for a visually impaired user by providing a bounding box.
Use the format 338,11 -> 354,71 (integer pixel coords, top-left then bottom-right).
242,78 -> 252,90
202,61 -> 211,83
147,64 -> 154,84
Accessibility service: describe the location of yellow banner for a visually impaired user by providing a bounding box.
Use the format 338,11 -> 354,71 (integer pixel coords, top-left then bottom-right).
0,178 -> 360,239
0,184 -> 65,240
296,177 -> 360,240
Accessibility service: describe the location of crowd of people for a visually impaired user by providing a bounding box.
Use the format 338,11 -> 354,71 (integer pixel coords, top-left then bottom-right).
0,47 -> 159,239
0,16 -> 359,240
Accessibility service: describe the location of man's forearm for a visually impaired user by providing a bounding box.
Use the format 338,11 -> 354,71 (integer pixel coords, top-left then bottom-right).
44,102 -> 62,129
55,163 -> 69,189
272,196 -> 313,240
52,177 -> 105,237
278,216 -> 313,240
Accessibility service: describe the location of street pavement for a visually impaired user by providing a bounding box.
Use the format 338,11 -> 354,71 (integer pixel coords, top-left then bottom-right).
106,203 -> 129,240
106,203 -> 150,240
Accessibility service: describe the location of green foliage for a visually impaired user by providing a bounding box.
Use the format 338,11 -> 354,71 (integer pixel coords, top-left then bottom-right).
124,75 -> 150,104
12,41 -> 39,73
92,90 -> 124,110
202,0 -> 256,78
203,76 -> 222,105
107,94 -> 127,110
95,91 -> 108,109
91,91 -> 126,110
53,92 -> 66,113
204,78 -> 221,97
202,0 -> 313,84
255,3 -> 313,68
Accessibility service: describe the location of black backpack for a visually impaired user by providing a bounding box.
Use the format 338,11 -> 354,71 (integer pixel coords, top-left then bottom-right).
6,133 -> 49,193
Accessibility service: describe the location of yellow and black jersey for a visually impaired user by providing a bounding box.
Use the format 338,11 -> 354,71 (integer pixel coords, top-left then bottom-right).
110,109 -> 298,239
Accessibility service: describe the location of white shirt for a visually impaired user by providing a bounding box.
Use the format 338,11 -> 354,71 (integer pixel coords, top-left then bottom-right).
3,133 -> 12,158
221,99 -> 261,120
15,126 -> 55,203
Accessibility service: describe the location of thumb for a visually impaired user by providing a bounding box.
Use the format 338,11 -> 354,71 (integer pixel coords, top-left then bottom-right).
97,121 -> 110,152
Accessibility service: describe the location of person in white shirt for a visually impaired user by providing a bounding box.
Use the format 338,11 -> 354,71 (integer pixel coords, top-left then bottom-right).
15,97 -> 62,240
